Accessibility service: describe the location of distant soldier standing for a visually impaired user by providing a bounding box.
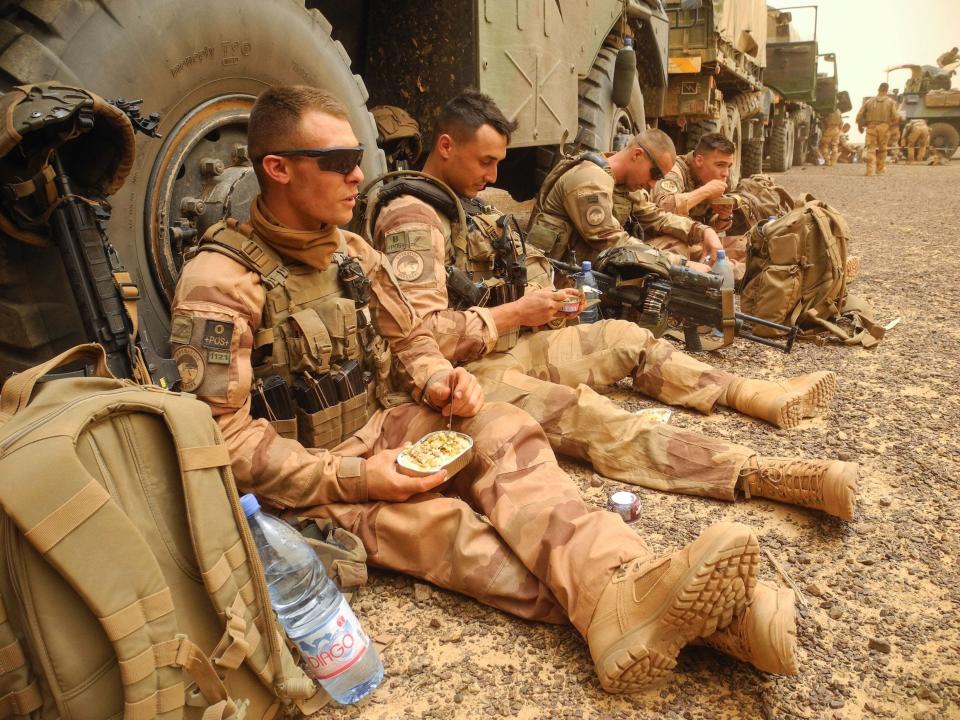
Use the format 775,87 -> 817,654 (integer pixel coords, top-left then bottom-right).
819,109 -> 843,166
901,118 -> 931,163
856,83 -> 899,176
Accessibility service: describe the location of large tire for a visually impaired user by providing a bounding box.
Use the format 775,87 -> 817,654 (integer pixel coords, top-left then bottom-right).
535,46 -> 644,190
790,110 -> 810,167
0,0 -> 384,376
741,138 -> 764,177
928,122 -> 960,159
766,118 -> 795,173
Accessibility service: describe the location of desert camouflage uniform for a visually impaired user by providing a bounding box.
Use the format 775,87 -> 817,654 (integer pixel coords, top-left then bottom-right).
374,193 -> 757,503
172,217 -> 650,632
901,119 -> 931,162
650,152 -> 747,263
819,110 -> 843,166
526,158 -> 709,264
856,94 -> 899,175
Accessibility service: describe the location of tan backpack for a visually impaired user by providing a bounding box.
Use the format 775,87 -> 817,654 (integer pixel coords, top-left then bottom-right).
739,202 -> 884,347
0,344 -> 330,719
728,174 -> 798,235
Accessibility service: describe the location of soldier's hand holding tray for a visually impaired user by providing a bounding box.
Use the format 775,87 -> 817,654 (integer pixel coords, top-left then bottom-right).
367,446 -> 448,501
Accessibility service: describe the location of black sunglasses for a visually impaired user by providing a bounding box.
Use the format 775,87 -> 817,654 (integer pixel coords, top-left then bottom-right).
637,143 -> 666,181
262,146 -> 364,174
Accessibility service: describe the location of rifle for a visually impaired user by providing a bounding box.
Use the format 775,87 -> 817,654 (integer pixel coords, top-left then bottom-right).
550,258 -> 798,353
48,150 -> 180,386
489,214 -> 526,306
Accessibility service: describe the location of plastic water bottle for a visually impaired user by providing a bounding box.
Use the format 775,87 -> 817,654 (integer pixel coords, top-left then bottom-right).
711,250 -> 735,291
575,260 -> 601,323
241,494 -> 383,704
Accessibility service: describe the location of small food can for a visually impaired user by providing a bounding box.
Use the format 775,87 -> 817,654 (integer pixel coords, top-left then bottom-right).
560,296 -> 580,314
607,490 -> 641,523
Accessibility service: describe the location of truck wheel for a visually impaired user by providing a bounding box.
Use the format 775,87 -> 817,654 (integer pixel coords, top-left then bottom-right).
534,46 -> 644,191
724,105 -> 743,188
928,122 -> 959,159
0,0 -> 383,376
741,139 -> 764,178
767,119 -> 795,173
790,111 -> 810,167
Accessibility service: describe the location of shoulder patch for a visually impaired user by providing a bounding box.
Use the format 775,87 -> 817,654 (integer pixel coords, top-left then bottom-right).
659,179 -> 681,194
201,320 -> 233,350
391,249 -> 426,281
586,205 -> 606,226
174,346 -> 205,392
170,314 -> 193,344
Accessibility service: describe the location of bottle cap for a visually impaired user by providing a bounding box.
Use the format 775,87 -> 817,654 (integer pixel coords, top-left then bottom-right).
717,250 -> 726,260
623,37 -> 633,49
239,493 -> 261,517
582,260 -> 592,272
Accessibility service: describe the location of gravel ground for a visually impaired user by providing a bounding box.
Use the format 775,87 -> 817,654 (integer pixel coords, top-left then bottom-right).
319,161 -> 960,720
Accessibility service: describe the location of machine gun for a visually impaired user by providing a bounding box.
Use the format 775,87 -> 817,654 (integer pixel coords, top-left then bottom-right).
0,85 -> 178,386
550,258 -> 798,353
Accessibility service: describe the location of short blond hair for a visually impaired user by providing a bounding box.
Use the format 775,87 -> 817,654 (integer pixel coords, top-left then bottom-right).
629,128 -> 677,163
248,85 -> 349,179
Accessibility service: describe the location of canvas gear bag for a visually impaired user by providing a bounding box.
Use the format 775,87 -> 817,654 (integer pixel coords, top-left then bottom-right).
728,174 -> 799,236
739,202 -> 885,347
0,343 -> 332,719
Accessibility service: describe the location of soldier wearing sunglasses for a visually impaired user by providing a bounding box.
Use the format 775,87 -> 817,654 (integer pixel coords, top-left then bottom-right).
526,128 -> 724,270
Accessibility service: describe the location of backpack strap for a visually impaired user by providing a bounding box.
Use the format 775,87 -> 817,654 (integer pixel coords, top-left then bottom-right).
0,595 -> 43,718
527,153 -> 609,232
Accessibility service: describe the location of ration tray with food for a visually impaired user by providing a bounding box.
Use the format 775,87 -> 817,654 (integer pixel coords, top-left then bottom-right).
396,430 -> 474,478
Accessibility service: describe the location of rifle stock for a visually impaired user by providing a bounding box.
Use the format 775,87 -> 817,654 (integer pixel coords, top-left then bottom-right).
549,258 -> 797,352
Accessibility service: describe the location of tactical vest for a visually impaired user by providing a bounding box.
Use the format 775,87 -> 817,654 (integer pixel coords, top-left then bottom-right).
196,220 -> 404,450
368,175 -> 526,351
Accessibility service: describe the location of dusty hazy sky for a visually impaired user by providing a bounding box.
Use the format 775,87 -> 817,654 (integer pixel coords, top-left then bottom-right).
766,0 -> 960,140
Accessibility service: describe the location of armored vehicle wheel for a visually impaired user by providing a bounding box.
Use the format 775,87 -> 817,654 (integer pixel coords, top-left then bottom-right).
0,0 -> 383,377
928,122 -> 959,159
790,110 -> 811,167
767,118 -> 795,173
535,46 -> 644,191
741,139 -> 764,178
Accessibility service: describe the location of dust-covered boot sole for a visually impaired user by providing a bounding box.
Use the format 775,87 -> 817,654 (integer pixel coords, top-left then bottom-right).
594,525 -> 760,693
776,371 -> 837,428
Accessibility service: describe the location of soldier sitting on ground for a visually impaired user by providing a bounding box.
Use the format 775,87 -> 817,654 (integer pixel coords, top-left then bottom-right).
368,89 -> 858,531
170,83 -> 772,695
525,127 -> 724,268
837,123 -> 858,163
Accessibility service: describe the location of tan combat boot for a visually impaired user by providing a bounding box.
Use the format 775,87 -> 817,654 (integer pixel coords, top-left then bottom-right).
586,522 -> 759,693
700,580 -> 798,675
740,456 -> 858,519
722,371 -> 837,429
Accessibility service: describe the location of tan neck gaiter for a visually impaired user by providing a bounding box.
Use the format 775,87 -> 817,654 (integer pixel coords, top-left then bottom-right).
249,196 -> 340,271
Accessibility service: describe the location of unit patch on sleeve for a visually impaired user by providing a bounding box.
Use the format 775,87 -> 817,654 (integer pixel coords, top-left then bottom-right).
173,346 -> 205,392
391,249 -> 426,281
659,179 -> 680,194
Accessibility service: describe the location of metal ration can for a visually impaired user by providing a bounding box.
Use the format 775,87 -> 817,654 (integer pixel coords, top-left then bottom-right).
607,490 -> 641,523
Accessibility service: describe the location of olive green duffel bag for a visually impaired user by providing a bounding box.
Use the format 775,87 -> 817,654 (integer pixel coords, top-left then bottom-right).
0,344 -> 328,719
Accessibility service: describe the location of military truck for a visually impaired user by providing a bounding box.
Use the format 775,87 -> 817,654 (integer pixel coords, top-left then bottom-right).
887,63 -> 960,159
762,6 -> 851,172
0,0 -> 669,377
656,0 -> 771,187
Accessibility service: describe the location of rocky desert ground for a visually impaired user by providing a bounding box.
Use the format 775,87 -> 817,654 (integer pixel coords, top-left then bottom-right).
321,159 -> 960,720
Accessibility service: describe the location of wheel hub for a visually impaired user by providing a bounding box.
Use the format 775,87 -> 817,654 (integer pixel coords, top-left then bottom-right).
145,94 -> 260,303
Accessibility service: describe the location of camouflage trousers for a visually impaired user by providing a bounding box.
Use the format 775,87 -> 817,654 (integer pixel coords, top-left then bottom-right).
904,126 -> 930,162
645,234 -> 747,280
820,127 -> 841,166
466,320 -> 754,501
864,123 -> 892,175
312,401 -> 650,633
